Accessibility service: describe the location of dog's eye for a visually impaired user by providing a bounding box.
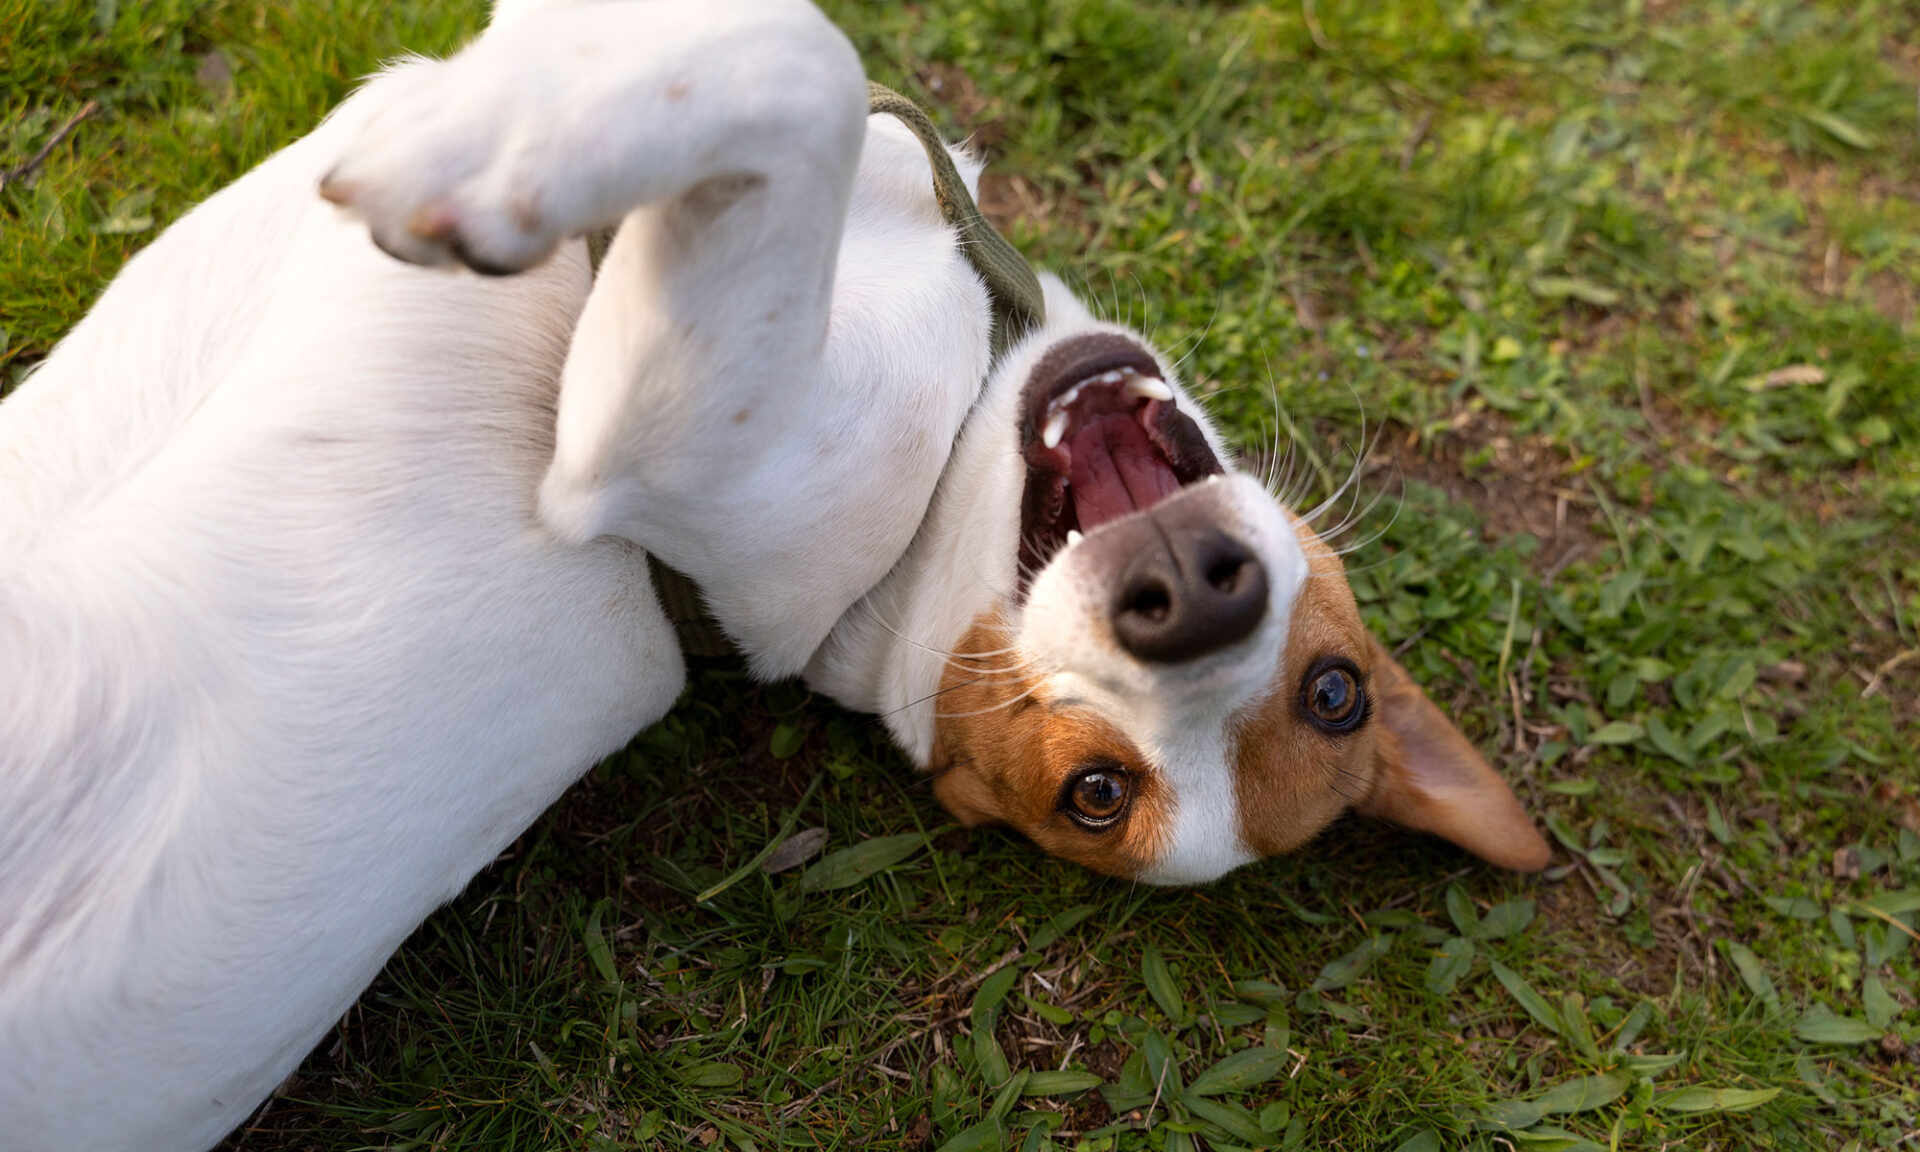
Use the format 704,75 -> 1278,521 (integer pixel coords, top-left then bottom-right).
1065,764 -> 1129,827
1301,659 -> 1366,733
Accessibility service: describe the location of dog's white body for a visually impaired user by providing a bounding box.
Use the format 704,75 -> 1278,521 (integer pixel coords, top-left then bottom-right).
0,2 -> 1014,1145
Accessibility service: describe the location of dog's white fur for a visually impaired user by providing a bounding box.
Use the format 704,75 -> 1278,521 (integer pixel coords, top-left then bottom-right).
0,1 -> 1011,1145
0,0 -> 1418,1144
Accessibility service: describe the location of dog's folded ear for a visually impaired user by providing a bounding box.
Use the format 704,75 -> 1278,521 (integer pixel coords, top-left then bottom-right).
1356,637 -> 1552,872
928,748 -> 1006,829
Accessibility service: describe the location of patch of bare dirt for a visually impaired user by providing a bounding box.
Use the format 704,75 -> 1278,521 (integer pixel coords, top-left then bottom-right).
1780,159 -> 1920,329
897,64 -> 1088,242
1882,25 -> 1920,84
912,63 -> 1002,149
977,170 -> 1080,237
1379,411 -> 1604,577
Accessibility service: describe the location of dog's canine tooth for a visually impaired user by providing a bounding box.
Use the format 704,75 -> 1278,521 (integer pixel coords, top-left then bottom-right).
1126,375 -> 1174,401
1067,529 -> 1084,546
1042,408 -> 1069,449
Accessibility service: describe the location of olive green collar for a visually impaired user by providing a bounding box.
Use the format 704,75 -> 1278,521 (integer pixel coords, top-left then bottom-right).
865,82 -> 1045,358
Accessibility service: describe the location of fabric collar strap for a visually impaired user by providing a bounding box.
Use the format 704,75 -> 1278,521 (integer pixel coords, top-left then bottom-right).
866,82 -> 1046,358
614,85 -> 1045,658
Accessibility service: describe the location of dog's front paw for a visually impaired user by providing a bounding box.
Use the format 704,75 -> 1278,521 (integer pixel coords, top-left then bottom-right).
320,62 -> 578,276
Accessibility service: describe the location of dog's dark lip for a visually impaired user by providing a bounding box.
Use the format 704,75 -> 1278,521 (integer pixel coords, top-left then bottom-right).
1020,333 -> 1165,444
1015,334 -> 1225,590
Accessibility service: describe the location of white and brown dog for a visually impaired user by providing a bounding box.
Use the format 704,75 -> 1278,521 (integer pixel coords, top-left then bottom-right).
0,1 -> 1548,1147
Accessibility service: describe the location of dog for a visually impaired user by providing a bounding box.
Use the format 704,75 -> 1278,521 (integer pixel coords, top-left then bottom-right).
0,1 -> 1549,1147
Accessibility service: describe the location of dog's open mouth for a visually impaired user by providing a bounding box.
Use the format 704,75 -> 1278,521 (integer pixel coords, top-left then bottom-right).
1017,334 -> 1224,582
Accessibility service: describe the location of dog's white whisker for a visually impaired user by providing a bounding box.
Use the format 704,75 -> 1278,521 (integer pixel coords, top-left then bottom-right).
1316,469 -> 1384,542
1305,384 -> 1386,534
1127,269 -> 1148,335
1301,447 -> 1366,525
1281,450 -> 1312,510
932,684 -> 1040,719
947,645 -> 1023,659
879,675 -> 1004,722
1257,351 -> 1311,511
866,614 -> 1028,665
1256,419 -> 1282,495
1165,299 -> 1220,379
1319,553 -> 1397,577
1327,493 -> 1405,558
942,658 -> 1036,677
1314,423 -> 1392,546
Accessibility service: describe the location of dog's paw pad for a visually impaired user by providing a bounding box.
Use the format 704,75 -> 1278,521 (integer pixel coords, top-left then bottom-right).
321,68 -> 570,275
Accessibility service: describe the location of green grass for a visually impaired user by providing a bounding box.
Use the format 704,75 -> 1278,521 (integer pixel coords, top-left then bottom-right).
5,0 -> 1918,1149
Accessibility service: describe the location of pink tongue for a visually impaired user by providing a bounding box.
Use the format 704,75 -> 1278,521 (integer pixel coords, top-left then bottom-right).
1067,413 -> 1181,531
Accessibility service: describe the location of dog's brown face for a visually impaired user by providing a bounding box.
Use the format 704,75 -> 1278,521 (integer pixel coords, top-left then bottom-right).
926,331 -> 1549,884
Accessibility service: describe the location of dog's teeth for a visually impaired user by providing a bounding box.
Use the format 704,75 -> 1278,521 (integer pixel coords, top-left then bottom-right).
1042,409 -> 1068,449
1098,370 -> 1125,384
1067,530 -> 1084,546
1127,376 -> 1175,401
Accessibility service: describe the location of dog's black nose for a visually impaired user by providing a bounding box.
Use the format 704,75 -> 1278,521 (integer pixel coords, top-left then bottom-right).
1111,524 -> 1268,663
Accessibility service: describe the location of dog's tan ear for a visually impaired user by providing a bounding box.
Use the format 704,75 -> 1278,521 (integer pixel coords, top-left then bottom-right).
1356,637 -> 1552,871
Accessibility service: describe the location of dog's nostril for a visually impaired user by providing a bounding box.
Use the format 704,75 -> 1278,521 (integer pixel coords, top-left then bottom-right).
1122,581 -> 1172,623
1205,555 -> 1248,591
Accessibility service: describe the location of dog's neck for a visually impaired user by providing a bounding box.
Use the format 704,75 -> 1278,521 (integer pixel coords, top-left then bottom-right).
804,284 -> 1138,765
802,366 -> 1024,762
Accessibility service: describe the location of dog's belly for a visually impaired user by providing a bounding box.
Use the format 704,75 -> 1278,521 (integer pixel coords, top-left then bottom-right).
0,96 -> 683,1149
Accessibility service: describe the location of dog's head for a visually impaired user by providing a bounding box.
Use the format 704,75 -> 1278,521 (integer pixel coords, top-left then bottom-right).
922,295 -> 1551,884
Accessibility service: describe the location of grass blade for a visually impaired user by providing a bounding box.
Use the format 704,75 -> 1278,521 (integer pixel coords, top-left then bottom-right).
797,831 -> 926,892
1186,1047 -> 1289,1097
1491,960 -> 1564,1037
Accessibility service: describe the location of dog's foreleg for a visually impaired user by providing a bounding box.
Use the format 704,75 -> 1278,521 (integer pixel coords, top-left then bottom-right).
322,1 -> 862,280
324,0 -> 872,670
320,0 -> 865,509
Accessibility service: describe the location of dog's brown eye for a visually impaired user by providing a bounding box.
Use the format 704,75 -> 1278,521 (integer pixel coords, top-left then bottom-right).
1302,660 -> 1366,732
1066,766 -> 1129,827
